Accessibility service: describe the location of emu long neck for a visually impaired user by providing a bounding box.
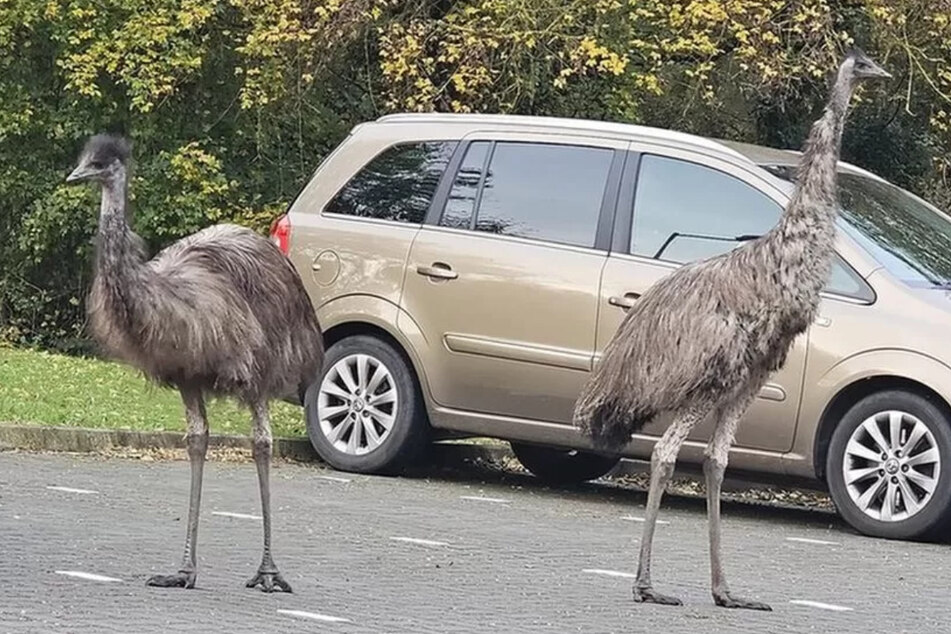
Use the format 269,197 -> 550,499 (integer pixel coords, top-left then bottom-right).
94,167 -> 147,327
776,65 -> 854,245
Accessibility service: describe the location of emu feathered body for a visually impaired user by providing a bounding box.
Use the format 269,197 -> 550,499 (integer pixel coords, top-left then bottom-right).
89,219 -> 322,405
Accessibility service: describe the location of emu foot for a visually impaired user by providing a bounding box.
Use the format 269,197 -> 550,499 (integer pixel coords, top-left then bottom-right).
713,591 -> 772,611
633,585 -> 682,606
246,569 -> 293,593
146,570 -> 196,589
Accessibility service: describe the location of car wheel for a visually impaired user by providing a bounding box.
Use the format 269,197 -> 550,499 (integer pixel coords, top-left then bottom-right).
304,335 -> 429,474
510,442 -> 620,485
826,389 -> 951,540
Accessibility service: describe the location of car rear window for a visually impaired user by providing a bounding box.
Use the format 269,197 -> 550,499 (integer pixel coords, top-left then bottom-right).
325,141 -> 457,224
440,141 -> 613,248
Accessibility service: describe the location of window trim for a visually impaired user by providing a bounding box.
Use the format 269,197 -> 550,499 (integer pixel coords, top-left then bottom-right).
321,139 -> 459,225
426,138 -> 625,252
617,149 -> 877,305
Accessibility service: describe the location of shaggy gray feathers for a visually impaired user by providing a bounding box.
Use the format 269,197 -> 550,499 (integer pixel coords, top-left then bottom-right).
84,139 -> 323,406
574,53 -> 869,450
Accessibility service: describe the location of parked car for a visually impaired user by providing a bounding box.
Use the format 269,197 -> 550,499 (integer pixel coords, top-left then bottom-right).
271,112 -> 951,541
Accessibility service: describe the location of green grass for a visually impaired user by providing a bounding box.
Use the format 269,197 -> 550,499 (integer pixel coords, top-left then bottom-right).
0,346 -> 306,437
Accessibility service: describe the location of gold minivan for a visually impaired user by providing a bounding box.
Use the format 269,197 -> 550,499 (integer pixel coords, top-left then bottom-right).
273,113 -> 951,540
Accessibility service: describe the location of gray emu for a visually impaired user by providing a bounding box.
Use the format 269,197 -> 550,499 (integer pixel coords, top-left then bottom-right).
573,49 -> 890,611
66,134 -> 323,593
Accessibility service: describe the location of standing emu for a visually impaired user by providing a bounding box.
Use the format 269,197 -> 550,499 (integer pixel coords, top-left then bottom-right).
573,49 -> 890,610
66,134 -> 323,593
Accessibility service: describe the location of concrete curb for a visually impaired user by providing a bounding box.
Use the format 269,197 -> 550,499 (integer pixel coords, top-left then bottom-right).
0,423 -> 512,467
0,423 -> 826,498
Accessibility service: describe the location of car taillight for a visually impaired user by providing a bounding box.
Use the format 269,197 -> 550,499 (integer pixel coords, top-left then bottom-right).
269,213 -> 291,256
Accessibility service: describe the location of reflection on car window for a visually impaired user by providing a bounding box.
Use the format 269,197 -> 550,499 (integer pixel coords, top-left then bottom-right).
441,141 -> 490,230
473,142 -> 613,248
325,141 -> 457,224
631,155 -> 782,262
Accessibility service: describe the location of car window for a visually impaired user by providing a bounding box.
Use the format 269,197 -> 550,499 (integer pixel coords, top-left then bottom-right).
441,141 -> 491,230
325,141 -> 457,224
826,256 -> 874,300
631,154 -> 782,262
457,142 -> 613,248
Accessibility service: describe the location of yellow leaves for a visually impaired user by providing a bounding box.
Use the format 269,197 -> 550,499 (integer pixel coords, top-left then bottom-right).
55,0 -> 213,113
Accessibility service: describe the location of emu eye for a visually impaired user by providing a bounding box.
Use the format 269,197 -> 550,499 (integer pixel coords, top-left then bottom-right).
89,160 -> 104,170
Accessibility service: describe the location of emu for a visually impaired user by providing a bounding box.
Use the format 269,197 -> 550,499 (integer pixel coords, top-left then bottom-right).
66,134 -> 323,593
573,49 -> 890,610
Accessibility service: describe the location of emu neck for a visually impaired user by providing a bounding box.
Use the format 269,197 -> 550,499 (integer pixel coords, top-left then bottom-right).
94,167 -> 147,333
96,168 -> 144,275
775,67 -> 854,246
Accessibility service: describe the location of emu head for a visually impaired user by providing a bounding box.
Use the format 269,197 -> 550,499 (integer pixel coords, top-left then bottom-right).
843,47 -> 891,82
66,134 -> 131,185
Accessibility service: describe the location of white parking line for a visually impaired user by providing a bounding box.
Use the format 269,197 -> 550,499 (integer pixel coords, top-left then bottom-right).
277,609 -> 351,624
55,570 -> 123,583
460,495 -> 510,504
583,569 -> 637,579
390,536 -> 451,548
790,599 -> 853,612
786,537 -> 839,546
46,486 -> 99,495
621,515 -> 669,525
212,511 -> 262,520
317,475 -> 352,483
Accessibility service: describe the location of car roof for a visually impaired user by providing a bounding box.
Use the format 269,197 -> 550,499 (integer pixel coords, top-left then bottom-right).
374,112 -> 884,182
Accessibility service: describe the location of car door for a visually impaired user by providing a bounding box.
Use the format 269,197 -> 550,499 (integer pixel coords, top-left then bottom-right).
398,133 -> 627,423
595,148 -> 807,452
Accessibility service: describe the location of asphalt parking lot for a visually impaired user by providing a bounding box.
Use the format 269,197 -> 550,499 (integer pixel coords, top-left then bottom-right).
2,450 -> 949,633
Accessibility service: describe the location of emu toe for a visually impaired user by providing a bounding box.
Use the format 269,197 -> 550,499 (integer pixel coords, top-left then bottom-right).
633,586 -> 682,606
714,592 -> 772,611
246,570 -> 293,593
146,570 -> 196,589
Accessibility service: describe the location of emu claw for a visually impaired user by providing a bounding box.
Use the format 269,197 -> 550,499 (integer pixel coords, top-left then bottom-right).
246,570 -> 293,593
633,585 -> 682,606
714,592 -> 772,611
146,570 -> 196,589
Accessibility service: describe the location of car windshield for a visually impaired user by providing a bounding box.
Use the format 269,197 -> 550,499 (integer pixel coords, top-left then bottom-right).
764,165 -> 951,288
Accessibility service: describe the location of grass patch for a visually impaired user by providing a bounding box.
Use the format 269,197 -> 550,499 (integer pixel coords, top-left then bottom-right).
0,346 -> 306,437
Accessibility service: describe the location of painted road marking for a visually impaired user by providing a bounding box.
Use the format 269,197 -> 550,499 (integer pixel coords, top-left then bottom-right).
790,600 -> 853,612
390,536 -> 451,548
46,486 -> 98,495
786,537 -> 839,546
55,570 -> 123,583
277,609 -> 351,624
621,515 -> 669,525
212,511 -> 262,520
317,475 -> 352,483
583,569 -> 637,579
460,495 -> 510,504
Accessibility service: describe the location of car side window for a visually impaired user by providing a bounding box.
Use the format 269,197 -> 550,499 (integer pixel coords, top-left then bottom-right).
325,141 -> 457,224
441,141 -> 491,230
631,154 -> 782,262
826,256 -> 874,300
441,141 -> 614,248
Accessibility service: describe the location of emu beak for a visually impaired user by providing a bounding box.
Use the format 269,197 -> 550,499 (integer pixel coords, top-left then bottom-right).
865,60 -> 892,79
66,165 -> 93,184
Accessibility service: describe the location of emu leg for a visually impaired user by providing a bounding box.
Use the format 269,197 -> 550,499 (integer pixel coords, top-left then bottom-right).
147,388 -> 208,589
246,401 -> 292,593
633,406 -> 706,607
705,397 -> 771,611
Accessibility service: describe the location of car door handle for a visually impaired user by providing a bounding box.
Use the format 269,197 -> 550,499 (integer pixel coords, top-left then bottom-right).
417,264 -> 458,280
608,293 -> 640,309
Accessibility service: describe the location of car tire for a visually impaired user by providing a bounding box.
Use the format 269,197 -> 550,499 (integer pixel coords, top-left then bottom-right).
826,389 -> 951,540
510,442 -> 620,485
304,335 -> 430,474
